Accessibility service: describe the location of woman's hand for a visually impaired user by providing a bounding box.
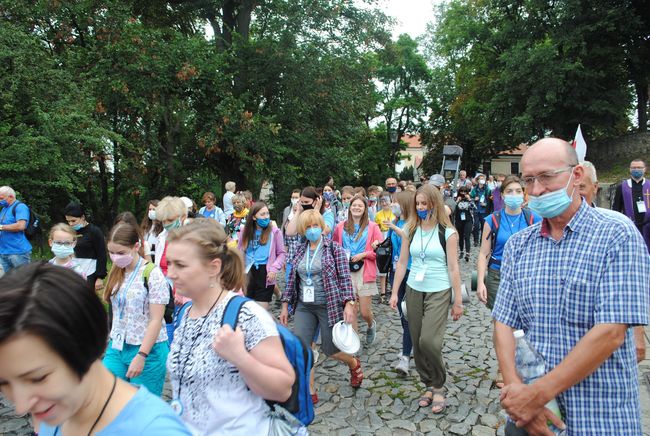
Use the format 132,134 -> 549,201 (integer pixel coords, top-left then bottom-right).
95,278 -> 104,290
279,303 -> 289,326
343,301 -> 357,324
476,282 -> 488,304
314,196 -> 323,212
389,293 -> 399,310
350,253 -> 365,262
126,354 -> 145,378
371,240 -> 380,249
451,303 -> 463,321
267,271 -> 277,281
213,325 -> 248,366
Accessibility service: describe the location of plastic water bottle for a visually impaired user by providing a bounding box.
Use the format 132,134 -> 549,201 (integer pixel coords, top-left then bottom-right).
513,330 -> 566,435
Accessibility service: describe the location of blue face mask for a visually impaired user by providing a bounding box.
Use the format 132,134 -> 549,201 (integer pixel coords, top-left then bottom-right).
256,217 -> 270,228
631,169 -> 645,180
386,187 -> 397,193
417,209 -> 430,220
503,195 -> 524,210
52,243 -> 75,259
71,223 -> 84,231
368,196 -> 377,202
163,218 -> 181,231
305,227 -> 322,242
0,200 -> 8,208
323,192 -> 335,202
528,173 -> 575,218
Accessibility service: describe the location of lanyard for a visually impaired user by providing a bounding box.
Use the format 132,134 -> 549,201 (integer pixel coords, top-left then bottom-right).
116,257 -> 142,320
305,239 -> 322,282
418,226 -> 437,261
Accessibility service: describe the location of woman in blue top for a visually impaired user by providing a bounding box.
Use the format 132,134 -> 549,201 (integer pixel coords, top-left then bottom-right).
385,191 -> 416,377
199,192 -> 227,226
389,184 -> 463,415
0,263 -> 190,436
476,175 -> 541,310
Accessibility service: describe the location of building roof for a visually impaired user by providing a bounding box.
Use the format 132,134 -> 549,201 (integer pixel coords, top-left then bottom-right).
402,134 -> 422,149
498,143 -> 529,156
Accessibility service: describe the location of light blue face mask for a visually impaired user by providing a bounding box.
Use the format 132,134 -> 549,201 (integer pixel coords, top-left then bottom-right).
256,217 -> 270,228
305,227 -> 322,242
503,195 -> 524,210
528,173 -> 575,218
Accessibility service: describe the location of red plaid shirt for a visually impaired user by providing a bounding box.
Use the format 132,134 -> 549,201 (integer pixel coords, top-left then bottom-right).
282,237 -> 355,327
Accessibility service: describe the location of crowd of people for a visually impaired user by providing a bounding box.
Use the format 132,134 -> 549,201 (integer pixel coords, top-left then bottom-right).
0,145 -> 648,436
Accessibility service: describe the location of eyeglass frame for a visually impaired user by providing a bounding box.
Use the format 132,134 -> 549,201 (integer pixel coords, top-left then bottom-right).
521,165 -> 576,188
52,241 -> 75,247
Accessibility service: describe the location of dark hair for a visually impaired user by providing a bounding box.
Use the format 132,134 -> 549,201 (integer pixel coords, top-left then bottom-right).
63,201 -> 85,218
500,175 -> 523,193
300,186 -> 325,214
0,262 -> 108,379
292,189 -> 301,195
140,200 -> 163,237
114,211 -> 139,229
240,201 -> 271,248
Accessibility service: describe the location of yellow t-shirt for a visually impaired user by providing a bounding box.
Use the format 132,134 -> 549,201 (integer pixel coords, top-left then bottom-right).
375,209 -> 396,232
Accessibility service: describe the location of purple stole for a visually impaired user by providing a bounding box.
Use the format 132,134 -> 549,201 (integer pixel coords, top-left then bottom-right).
622,178 -> 650,253
492,189 -> 503,211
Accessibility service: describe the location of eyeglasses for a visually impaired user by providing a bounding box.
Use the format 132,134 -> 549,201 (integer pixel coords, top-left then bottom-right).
52,241 -> 74,247
521,166 -> 575,187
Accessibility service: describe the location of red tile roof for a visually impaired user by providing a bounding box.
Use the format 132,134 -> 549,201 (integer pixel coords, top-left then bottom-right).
402,134 -> 422,149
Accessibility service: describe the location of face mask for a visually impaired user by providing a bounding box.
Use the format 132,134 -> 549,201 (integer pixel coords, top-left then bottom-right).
342,201 -> 350,208
478,179 -> 485,186
301,203 -> 314,210
631,169 -> 645,180
0,200 -> 8,208
417,209 -> 430,220
528,173 -> 575,218
391,204 -> 401,217
496,182 -> 502,188
323,192 -> 335,202
503,195 -> 524,210
72,223 -> 84,231
256,217 -> 270,228
368,196 -> 377,202
291,198 -> 299,206
52,243 -> 75,259
110,252 -> 134,269
234,204 -> 243,212
148,210 -> 156,221
305,227 -> 322,242
163,218 -> 181,231
386,187 -> 397,193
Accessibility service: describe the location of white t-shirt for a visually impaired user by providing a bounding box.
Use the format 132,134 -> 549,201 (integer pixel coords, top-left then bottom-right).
223,191 -> 235,216
109,261 -> 169,345
154,230 -> 168,268
168,292 -> 279,435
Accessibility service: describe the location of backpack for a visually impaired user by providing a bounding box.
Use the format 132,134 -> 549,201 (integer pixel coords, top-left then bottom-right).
221,295 -> 314,427
7,201 -> 41,240
487,209 -> 535,267
142,262 -> 175,324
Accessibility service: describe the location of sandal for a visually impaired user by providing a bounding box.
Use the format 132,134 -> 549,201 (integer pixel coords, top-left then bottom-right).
311,392 -> 319,405
431,388 -> 446,414
349,357 -> 364,388
418,387 -> 433,407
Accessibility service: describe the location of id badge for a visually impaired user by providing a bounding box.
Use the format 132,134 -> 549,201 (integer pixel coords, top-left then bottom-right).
303,285 -> 315,303
245,262 -> 253,274
112,331 -> 125,351
637,200 -> 647,214
460,212 -> 466,221
414,269 -> 425,282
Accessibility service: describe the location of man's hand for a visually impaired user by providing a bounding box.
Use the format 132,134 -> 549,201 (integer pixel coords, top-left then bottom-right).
519,411 -> 565,436
634,326 -> 646,363
500,382 -> 547,426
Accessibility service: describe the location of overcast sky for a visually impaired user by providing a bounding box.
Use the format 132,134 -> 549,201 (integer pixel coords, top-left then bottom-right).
379,0 -> 438,39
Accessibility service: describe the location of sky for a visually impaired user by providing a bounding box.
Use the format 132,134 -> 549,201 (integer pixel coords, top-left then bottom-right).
379,0 -> 438,39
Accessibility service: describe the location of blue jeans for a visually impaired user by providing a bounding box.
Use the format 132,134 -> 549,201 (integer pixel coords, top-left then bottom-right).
0,252 -> 31,273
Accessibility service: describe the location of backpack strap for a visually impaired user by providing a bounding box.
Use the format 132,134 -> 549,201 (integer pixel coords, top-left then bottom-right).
523,208 -> 534,226
221,295 -> 250,330
488,212 -> 501,267
438,225 -> 447,259
141,262 -> 157,292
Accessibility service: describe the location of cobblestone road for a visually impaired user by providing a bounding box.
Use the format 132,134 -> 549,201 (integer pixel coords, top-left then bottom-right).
2,248 -> 649,435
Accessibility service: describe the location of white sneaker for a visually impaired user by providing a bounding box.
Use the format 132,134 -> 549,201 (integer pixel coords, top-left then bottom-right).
395,355 -> 410,376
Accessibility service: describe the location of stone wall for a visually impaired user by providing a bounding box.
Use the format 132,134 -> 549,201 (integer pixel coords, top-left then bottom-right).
587,132 -> 650,170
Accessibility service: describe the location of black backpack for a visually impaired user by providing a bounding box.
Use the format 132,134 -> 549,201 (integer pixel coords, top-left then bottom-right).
6,201 -> 41,240
487,209 -> 535,267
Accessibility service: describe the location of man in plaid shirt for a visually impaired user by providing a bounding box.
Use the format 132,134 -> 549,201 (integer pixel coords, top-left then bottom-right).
493,138 -> 650,435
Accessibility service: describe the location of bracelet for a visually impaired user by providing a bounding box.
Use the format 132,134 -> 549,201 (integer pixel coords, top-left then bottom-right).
137,351 -> 148,359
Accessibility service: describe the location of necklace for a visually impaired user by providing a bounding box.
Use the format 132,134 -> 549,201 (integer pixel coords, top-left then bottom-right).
418,225 -> 437,260
503,212 -> 523,228
54,374 -> 117,436
171,288 -> 225,415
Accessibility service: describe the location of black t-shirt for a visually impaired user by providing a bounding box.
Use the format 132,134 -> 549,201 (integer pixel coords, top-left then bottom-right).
73,223 -> 107,278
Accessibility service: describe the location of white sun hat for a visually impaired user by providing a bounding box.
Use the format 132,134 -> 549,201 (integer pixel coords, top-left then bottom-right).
332,321 -> 361,354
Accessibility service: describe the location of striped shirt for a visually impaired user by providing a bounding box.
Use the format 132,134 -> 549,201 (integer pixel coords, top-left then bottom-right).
493,201 -> 649,435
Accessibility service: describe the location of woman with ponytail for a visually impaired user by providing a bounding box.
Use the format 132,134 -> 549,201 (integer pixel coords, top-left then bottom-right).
165,220 -> 294,434
102,223 -> 170,397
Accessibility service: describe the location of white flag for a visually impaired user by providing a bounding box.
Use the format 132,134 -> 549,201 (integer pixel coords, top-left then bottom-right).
572,124 -> 587,161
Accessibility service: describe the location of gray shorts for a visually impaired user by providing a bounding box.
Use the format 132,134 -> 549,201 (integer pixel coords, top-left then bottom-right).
485,267 -> 501,310
293,303 -> 339,356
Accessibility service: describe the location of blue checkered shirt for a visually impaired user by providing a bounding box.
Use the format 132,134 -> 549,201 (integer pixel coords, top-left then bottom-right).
493,201 -> 650,435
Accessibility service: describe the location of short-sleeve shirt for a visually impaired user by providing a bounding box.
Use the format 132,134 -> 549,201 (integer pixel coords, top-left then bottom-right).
407,225 -> 456,293
38,386 -> 191,435
390,220 -> 412,270
109,261 -> 169,345
48,258 -> 88,279
492,202 -> 650,434
223,191 -> 235,216
375,209 -> 396,232
0,201 -> 32,254
486,210 -> 541,271
168,292 -> 279,435
245,230 -> 271,267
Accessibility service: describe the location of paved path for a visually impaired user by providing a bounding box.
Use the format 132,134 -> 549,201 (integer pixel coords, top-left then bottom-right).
2,250 -> 649,435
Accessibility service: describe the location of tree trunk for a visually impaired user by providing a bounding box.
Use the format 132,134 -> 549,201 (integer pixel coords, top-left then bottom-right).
636,80 -> 649,132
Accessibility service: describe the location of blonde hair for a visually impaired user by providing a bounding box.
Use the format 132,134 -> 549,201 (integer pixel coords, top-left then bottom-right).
394,191 -> 415,222
406,184 -> 454,239
103,223 -> 141,301
297,210 -> 325,235
225,181 -> 236,192
155,196 -> 187,222
166,220 -> 246,292
48,223 -> 76,241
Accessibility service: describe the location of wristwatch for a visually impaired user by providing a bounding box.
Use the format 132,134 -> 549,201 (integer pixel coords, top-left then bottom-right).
0,225 -> 3,231
346,300 -> 357,306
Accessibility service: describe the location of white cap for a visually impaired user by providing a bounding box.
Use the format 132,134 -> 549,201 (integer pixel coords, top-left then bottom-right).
180,196 -> 193,210
513,330 -> 525,339
332,321 -> 361,354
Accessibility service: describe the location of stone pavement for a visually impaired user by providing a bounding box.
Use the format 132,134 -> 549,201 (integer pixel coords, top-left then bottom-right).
1,249 -> 650,435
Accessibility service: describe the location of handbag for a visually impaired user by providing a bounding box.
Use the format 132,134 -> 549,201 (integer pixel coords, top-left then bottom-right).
267,404 -> 309,436
349,259 -> 364,272
374,233 -> 393,274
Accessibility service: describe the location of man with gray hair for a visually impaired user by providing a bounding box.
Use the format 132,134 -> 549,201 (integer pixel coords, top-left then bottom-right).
578,161 -> 599,207
0,186 -> 32,272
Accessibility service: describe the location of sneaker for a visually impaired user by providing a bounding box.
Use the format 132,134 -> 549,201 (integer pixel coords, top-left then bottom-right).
312,347 -> 320,365
366,319 -> 377,345
465,253 -> 470,262
458,251 -> 463,260
349,357 -> 364,388
395,355 -> 410,377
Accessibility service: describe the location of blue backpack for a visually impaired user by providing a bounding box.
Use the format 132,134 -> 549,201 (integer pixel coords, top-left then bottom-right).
221,295 -> 314,426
